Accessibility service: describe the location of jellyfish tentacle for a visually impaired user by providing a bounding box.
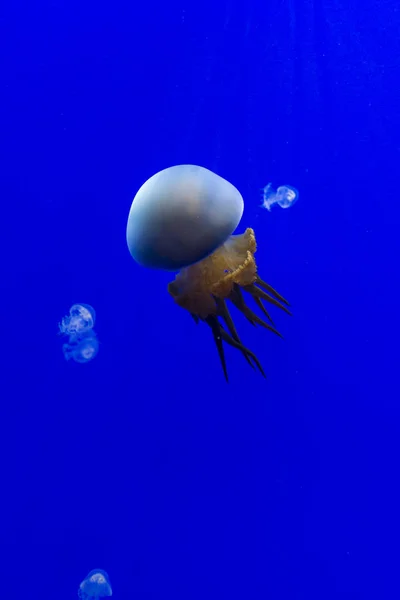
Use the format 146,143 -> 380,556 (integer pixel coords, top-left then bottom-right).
205,315 -> 229,381
246,284 -> 292,316
229,285 -> 283,337
255,276 -> 290,306
217,327 -> 266,378
252,296 -> 275,325
214,296 -> 255,370
229,285 -> 256,326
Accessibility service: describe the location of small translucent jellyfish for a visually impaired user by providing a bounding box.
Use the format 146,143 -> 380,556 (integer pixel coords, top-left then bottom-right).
62,335 -> 99,363
78,569 -> 112,599
261,183 -> 299,211
59,304 -> 96,340
59,303 -> 99,363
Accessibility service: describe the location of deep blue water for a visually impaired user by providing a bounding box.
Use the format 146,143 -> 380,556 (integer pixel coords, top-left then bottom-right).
1,1 -> 399,598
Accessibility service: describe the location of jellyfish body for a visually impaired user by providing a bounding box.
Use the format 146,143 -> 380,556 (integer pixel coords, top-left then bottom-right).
126,164 -> 244,270
59,303 -> 96,340
59,303 -> 99,363
127,164 -> 291,379
78,569 -> 112,599
62,335 -> 99,363
168,227 -> 291,380
261,183 -> 299,211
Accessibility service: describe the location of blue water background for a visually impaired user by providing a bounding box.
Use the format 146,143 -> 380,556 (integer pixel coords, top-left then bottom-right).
1,1 -> 399,598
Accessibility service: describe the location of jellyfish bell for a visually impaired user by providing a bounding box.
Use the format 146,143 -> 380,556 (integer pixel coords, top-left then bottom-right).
70,303 -> 96,327
126,164 -> 244,271
78,569 -> 112,599
275,184 -> 299,209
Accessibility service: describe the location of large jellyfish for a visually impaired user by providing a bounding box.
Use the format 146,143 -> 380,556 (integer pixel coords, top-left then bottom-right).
59,304 -> 99,363
78,569 -> 112,599
126,164 -> 291,380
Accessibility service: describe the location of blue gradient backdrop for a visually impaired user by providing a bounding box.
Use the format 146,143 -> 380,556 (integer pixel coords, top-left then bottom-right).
1,1 -> 399,598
